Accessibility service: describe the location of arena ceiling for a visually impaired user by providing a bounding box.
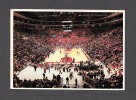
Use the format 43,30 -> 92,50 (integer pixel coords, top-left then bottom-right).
13,11 -> 123,28
15,12 -> 113,21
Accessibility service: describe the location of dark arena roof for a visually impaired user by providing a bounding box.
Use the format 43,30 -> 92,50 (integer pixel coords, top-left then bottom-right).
14,11 -> 123,30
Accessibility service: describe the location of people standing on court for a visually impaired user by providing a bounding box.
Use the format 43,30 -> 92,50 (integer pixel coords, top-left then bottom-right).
59,68 -> 62,74
66,77 -> 69,86
48,67 -> 50,73
75,78 -> 78,86
74,67 -> 78,72
66,68 -> 69,73
69,72 -> 73,79
34,65 -> 37,72
43,73 -> 45,79
73,58 -> 75,63
44,66 -> 46,73
63,67 -> 65,72
82,71 -> 85,81
61,77 -> 63,85
53,73 -> 55,79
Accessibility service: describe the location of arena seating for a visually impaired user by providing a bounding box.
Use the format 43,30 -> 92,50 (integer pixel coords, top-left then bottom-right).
13,26 -> 123,88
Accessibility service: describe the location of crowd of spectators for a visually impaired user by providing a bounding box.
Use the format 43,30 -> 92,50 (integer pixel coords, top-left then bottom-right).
83,27 -> 123,69
13,31 -> 52,72
47,26 -> 123,69
13,73 -> 62,88
13,25 -> 123,88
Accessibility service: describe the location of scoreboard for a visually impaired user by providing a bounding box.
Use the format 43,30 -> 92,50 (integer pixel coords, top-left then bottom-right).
62,21 -> 73,32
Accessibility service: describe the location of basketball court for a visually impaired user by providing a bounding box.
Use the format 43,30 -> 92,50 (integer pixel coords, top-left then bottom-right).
17,48 -> 116,87
17,48 -> 89,87
45,48 -> 89,63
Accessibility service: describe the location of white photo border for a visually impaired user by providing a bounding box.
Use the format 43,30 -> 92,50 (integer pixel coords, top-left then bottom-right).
10,9 -> 125,90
